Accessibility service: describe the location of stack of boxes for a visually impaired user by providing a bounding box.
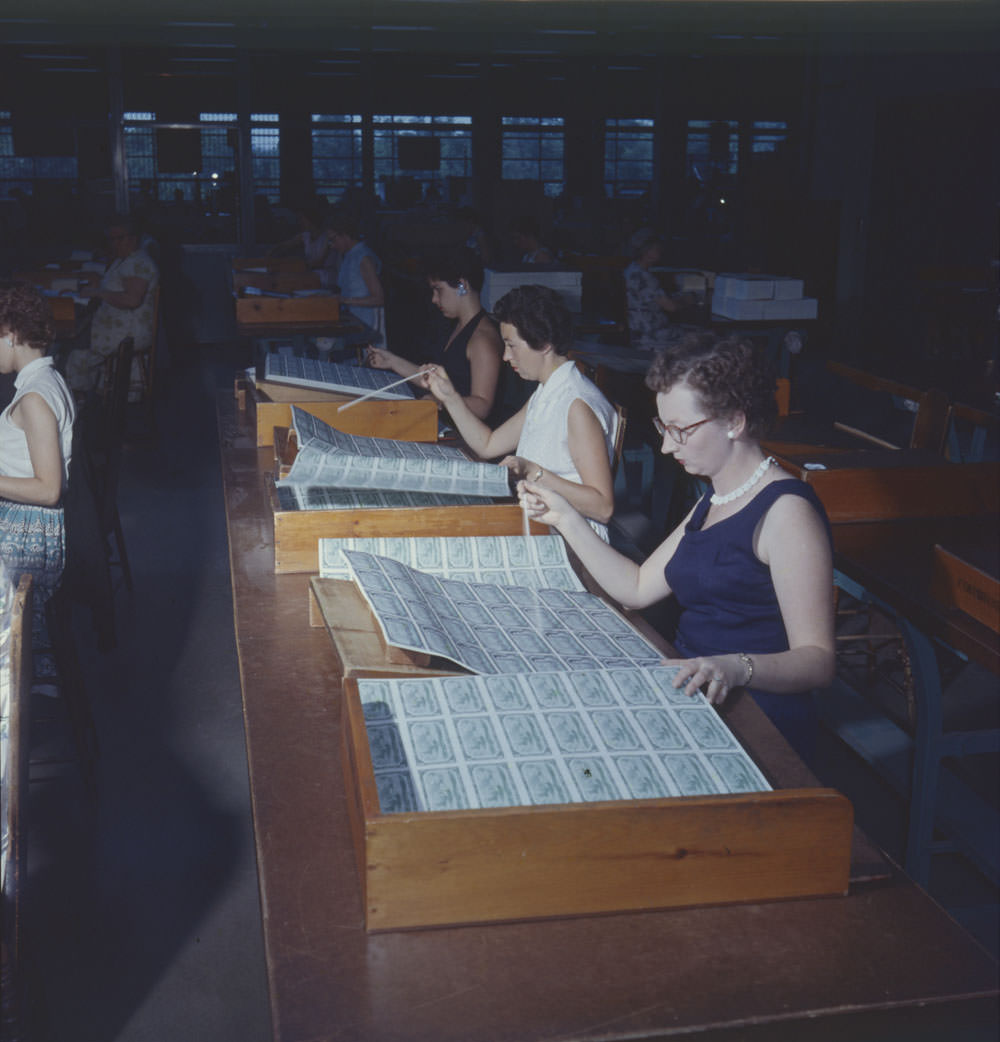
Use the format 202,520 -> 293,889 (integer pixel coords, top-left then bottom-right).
712,274 -> 818,321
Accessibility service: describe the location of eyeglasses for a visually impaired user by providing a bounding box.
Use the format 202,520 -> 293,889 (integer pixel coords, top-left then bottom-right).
652,416 -> 713,445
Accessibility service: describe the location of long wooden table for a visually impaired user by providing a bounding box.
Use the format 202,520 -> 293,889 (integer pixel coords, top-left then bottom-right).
218,391 -> 999,1042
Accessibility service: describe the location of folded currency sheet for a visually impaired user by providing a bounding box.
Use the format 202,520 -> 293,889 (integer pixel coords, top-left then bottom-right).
278,406 -> 511,498
263,353 -> 416,398
357,667 -> 771,812
344,549 -> 663,675
320,534 -> 584,591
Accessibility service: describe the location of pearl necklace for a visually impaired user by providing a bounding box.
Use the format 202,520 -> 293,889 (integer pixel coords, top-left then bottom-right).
710,456 -> 776,505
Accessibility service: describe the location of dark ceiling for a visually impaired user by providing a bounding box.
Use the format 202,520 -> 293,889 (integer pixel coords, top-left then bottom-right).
2,0 -> 998,55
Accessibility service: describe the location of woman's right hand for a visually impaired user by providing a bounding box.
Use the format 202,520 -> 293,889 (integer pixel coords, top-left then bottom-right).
517,480 -> 579,531
365,345 -> 397,370
423,365 -> 461,406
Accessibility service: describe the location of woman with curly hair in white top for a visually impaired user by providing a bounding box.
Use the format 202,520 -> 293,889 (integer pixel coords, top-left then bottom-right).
0,282 -> 76,618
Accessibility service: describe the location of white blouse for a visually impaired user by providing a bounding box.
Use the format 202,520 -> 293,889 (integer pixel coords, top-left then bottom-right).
516,359 -> 617,540
0,357 -> 75,484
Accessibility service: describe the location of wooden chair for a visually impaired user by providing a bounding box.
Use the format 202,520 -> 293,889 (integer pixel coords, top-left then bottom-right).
1,574 -> 34,1040
97,336 -> 135,591
823,569 -> 1000,889
945,401 -> 999,463
133,285 -> 161,437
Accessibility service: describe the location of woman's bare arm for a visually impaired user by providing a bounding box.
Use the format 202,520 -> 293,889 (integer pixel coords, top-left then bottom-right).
0,393 -> 64,506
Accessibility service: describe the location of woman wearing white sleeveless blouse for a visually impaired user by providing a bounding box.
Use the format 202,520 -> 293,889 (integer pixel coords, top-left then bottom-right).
420,284 -> 617,540
0,283 -> 76,619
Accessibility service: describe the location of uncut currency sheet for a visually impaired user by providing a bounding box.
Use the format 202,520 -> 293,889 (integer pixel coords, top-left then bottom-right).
344,549 -> 662,675
320,535 -> 584,592
263,353 -> 416,398
279,406 -> 511,497
357,667 -> 771,813
275,484 -> 488,512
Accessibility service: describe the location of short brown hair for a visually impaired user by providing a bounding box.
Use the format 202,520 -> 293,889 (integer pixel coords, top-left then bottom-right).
0,282 -> 54,352
493,285 -> 573,356
645,330 -> 777,438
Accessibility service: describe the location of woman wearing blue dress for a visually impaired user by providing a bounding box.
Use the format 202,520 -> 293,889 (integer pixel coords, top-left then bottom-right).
519,330 -> 834,760
326,213 -> 385,336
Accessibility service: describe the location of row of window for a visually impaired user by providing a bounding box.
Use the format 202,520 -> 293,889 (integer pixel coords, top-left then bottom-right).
0,111 -> 787,206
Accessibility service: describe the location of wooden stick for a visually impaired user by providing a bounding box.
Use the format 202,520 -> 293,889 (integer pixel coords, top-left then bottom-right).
337,369 -> 430,412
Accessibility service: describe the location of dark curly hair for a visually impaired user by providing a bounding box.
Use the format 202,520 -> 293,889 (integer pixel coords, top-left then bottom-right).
423,245 -> 485,293
492,284 -> 573,356
325,210 -> 362,241
0,282 -> 54,353
645,330 -> 778,438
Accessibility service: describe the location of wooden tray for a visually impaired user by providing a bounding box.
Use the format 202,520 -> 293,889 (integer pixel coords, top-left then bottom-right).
341,676 -> 854,931
270,482 -> 542,573
235,294 -> 340,325
309,577 -> 466,677
232,270 -> 322,292
232,255 -> 307,272
238,376 -> 439,447
268,426 -> 543,573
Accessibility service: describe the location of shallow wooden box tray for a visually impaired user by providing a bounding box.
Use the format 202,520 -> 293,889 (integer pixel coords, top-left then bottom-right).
236,375 -> 439,447
309,577 -> 467,678
231,255 -> 306,272
232,270 -> 322,292
235,294 -> 340,325
268,428 -> 543,573
340,676 -> 854,932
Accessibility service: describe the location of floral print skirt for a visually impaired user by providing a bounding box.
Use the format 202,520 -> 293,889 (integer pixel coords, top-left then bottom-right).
0,501 -> 65,670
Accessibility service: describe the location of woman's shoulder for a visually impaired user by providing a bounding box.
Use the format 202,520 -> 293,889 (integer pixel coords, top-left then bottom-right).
468,328 -> 503,362
756,477 -> 831,540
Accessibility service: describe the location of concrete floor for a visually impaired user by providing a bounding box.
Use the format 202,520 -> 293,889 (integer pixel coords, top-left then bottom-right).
22,343 -> 998,1042
26,344 -> 270,1042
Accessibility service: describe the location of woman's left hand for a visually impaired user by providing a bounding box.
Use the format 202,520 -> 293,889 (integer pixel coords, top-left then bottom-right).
663,655 -> 738,705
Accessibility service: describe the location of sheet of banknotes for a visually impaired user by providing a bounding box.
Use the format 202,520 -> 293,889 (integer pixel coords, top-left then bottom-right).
263,353 -> 416,398
358,667 -> 772,813
319,534 -> 585,591
278,406 -> 511,499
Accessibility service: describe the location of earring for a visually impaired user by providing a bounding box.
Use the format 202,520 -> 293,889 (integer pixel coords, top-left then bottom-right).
727,430 -> 735,439
457,283 -> 467,296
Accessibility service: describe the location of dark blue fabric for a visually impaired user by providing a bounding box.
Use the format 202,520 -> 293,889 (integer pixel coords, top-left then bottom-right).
664,477 -> 831,762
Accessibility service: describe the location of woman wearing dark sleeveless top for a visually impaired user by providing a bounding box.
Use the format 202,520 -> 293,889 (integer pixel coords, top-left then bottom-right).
520,331 -> 834,761
366,247 -> 502,421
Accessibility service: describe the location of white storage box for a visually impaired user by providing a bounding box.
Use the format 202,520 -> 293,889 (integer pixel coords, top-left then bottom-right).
712,297 -> 766,321
713,274 -> 775,301
761,297 -> 818,320
771,276 -> 806,300
482,268 -> 583,313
